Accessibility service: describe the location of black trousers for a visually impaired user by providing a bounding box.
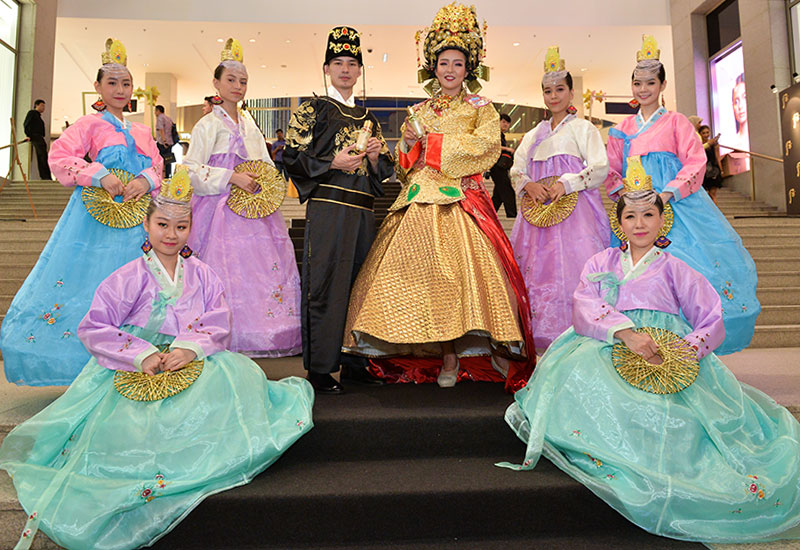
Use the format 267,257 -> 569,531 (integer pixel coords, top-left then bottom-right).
157,143 -> 173,178
30,137 -> 51,180
490,166 -> 516,218
301,199 -> 375,374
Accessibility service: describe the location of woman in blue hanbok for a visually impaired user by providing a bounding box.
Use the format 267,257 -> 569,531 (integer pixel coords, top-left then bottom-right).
1,38 -> 162,385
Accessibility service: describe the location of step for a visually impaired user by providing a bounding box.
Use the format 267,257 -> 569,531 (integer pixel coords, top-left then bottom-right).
747,244 -> 800,259
759,272 -> 800,287
0,279 -> 22,294
754,258 -> 800,272
751,325 -> 800,348
757,305 -> 800,325
757,287 -> 800,306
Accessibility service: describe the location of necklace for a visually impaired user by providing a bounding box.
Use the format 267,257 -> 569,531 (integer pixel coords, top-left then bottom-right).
430,91 -> 463,115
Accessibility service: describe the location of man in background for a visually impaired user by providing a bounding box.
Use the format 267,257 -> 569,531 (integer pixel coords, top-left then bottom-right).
272,129 -> 286,178
155,105 -> 175,177
490,113 -> 516,217
23,99 -> 51,180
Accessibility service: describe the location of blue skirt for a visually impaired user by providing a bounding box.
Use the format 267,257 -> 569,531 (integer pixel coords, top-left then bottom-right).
0,327 -> 314,550
502,309 -> 800,543
610,152 -> 760,355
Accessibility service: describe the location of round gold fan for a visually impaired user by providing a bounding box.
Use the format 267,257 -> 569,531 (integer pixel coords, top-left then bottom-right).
114,349 -> 204,402
82,169 -> 151,228
611,326 -> 699,394
226,160 -> 287,219
520,176 -> 579,227
608,200 -> 674,241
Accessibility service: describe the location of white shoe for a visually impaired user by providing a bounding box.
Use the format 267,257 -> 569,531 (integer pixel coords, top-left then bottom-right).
437,359 -> 460,388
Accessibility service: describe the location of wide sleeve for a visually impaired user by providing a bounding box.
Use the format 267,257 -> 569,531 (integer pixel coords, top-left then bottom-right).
511,129 -> 538,196
662,114 -> 707,202
48,117 -> 111,188
78,267 -> 158,372
134,126 -> 162,192
284,100 -> 332,202
183,118 -> 233,196
604,128 -> 626,199
559,122 -> 609,194
424,102 -> 501,178
572,253 -> 636,344
670,259 -> 725,359
169,264 -> 232,360
367,113 -> 393,196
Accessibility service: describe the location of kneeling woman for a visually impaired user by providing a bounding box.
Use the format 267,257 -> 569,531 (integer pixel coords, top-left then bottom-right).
0,170 -> 314,550
501,160 -> 800,543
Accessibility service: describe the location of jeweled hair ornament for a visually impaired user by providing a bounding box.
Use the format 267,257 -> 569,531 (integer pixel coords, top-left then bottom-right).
619,156 -> 658,212
99,38 -> 130,80
632,34 -> 663,81
153,165 -> 193,218
542,46 -> 569,88
218,38 -> 247,77
416,2 -> 490,95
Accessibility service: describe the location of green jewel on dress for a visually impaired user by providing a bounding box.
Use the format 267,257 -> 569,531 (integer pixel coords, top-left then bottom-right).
439,186 -> 461,197
408,184 -> 420,200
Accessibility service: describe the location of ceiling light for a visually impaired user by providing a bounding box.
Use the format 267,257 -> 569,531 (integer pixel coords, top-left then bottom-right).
285,39 -> 291,44
216,38 -> 224,43
382,53 -> 388,63
581,68 -> 588,72
512,42 -> 520,46
249,39 -> 256,43
260,64 -> 266,68
368,65 -> 374,69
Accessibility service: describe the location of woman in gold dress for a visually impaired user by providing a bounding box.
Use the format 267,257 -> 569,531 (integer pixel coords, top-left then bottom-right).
343,3 -> 534,391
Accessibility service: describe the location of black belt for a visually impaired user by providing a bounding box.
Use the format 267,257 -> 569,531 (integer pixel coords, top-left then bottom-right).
311,184 -> 374,211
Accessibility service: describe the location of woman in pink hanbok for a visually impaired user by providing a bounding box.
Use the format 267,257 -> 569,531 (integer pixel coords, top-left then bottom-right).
509,47 -> 610,353
184,38 -> 300,357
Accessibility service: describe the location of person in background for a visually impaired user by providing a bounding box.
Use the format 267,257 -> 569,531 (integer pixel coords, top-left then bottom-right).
155,105 -> 175,178
272,128 -> 287,179
23,99 -> 52,180
202,96 -> 214,115
699,124 -> 723,203
490,113 -> 517,217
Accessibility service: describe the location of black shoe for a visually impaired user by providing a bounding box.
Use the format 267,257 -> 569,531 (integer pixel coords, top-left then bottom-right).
307,372 -> 344,394
340,365 -> 385,386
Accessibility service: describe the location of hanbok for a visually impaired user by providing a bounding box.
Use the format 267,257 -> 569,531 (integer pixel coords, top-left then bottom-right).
501,246 -> 800,543
0,251 -> 314,550
510,114 -> 610,352
184,106 -> 301,356
1,111 -> 162,385
606,107 -> 759,354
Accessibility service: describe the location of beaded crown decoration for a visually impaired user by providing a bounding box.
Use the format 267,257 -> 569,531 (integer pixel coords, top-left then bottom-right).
160,165 -> 193,204
621,156 -> 651,193
636,34 -> 661,62
607,156 -> 674,240
416,2 -> 489,94
101,38 -> 127,66
544,46 -> 566,73
220,38 -> 244,63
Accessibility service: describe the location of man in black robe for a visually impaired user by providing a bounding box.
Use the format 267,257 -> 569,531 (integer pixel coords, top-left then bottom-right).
23,99 -> 51,180
284,26 -> 394,394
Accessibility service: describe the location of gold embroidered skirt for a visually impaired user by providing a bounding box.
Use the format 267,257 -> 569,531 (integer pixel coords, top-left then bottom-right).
344,202 -> 523,358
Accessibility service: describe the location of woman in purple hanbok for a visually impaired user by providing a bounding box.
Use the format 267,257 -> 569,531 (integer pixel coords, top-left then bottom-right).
509,47 -> 610,353
184,38 -> 300,357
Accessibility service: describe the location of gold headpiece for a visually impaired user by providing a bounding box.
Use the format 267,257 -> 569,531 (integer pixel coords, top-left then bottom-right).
220,38 -> 244,63
101,38 -> 127,66
544,46 -> 566,73
416,3 -> 489,95
636,35 -> 660,62
622,156 -> 652,193
159,165 -> 193,203
608,156 -> 674,240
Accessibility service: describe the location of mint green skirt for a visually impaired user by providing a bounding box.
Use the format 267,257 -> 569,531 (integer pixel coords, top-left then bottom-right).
0,327 -> 314,550
504,309 -> 800,543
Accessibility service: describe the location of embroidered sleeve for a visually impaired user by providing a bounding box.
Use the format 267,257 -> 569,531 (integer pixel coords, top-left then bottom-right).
368,116 -> 394,193
572,253 -> 635,343
603,128 -> 626,199
662,114 -> 706,202
284,100 -> 335,202
426,103 -> 501,178
511,129 -> 538,197
559,122 -> 609,194
671,258 -> 725,359
134,125 -> 163,192
184,118 -> 233,196
48,117 -> 109,188
170,265 -> 232,359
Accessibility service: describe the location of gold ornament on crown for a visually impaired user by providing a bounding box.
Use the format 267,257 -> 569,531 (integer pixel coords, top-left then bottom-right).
101,38 -> 127,65
220,38 -> 244,63
612,327 -> 699,394
521,176 -> 579,227
114,345 -> 204,401
82,169 -> 151,229
544,46 -> 566,73
226,160 -> 287,219
636,34 -> 660,62
607,156 -> 674,240
160,165 -> 193,203
415,2 -> 490,95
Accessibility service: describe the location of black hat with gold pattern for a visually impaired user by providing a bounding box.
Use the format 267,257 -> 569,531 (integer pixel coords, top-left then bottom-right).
325,26 -> 363,65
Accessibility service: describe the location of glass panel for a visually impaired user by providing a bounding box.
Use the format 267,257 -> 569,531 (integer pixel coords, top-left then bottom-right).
0,44 -> 15,175
709,42 -> 749,171
0,0 -> 19,49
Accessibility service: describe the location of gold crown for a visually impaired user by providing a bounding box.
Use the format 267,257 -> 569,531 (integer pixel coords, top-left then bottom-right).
544,46 -> 566,73
220,38 -> 244,63
101,38 -> 127,66
160,165 -> 193,203
623,156 -> 653,192
636,35 -> 660,62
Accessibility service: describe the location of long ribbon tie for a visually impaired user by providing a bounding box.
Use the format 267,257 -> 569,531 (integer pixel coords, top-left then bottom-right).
587,271 -> 624,307
142,291 -> 177,336
101,110 -> 141,170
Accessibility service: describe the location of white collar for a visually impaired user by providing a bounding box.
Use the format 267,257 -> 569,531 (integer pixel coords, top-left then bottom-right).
636,106 -> 666,129
327,85 -> 356,107
144,250 -> 183,290
620,245 -> 664,280
549,113 -> 575,133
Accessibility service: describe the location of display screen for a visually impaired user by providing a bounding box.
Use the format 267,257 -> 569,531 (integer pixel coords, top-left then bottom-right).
709,42 -> 749,156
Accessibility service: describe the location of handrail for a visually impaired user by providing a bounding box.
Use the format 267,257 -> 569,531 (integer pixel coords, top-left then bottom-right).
716,145 -> 783,203
0,138 -> 30,152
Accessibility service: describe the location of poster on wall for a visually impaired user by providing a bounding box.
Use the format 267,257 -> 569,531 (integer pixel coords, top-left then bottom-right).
779,81 -> 800,215
709,42 -> 749,168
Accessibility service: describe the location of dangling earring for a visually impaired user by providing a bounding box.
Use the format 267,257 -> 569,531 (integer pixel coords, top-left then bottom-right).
141,238 -> 152,253
566,105 -> 577,115
661,95 -> 666,108
179,244 -> 193,258
210,95 -> 223,105
654,235 -> 671,249
628,98 -> 639,109
91,98 -> 106,112
619,241 -> 629,252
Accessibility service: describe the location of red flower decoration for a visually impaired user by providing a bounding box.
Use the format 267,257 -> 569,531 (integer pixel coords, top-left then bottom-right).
141,488 -> 152,498
749,483 -> 758,493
